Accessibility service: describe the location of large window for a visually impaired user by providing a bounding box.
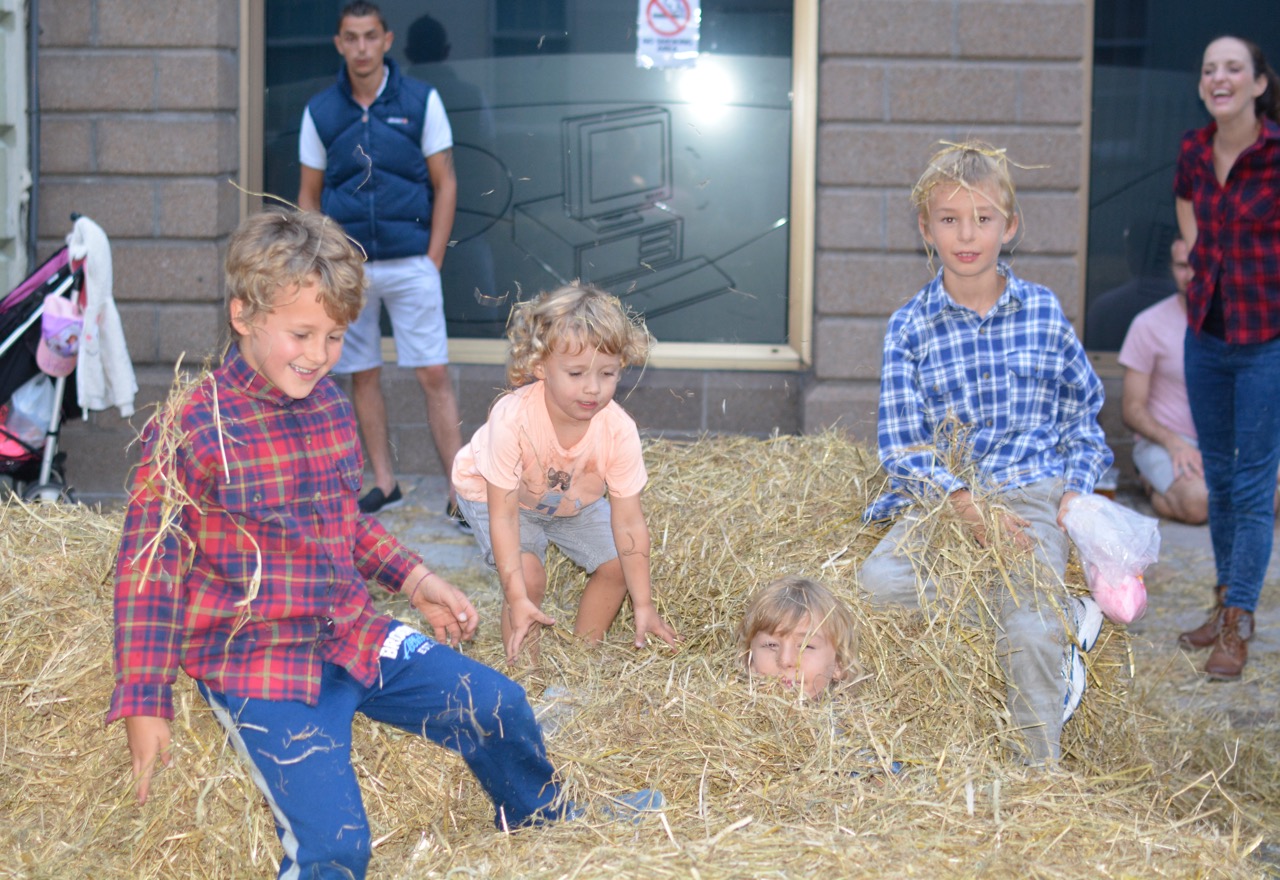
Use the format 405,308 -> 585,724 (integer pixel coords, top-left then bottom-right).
259,1 -> 813,368
1085,0 -> 1280,351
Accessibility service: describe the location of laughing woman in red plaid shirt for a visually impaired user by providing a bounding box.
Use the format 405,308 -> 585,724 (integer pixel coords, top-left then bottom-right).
108,212 -> 577,878
1174,36 -> 1280,681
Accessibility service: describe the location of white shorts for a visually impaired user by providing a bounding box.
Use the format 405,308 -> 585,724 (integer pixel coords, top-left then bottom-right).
335,254 -> 449,373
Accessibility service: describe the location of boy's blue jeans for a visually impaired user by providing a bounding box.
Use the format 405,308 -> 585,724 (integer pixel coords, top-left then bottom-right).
857,478 -> 1073,765
199,623 -> 560,880
1184,329 -> 1280,613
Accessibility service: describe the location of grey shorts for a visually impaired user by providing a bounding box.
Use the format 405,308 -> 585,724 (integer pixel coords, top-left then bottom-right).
455,495 -> 618,573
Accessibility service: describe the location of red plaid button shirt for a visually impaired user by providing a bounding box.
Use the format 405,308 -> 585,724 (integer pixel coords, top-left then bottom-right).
1175,118 -> 1280,344
108,347 -> 422,723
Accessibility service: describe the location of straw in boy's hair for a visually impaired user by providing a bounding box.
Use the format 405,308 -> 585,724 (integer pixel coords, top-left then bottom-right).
223,210 -> 367,334
505,283 -> 652,388
909,140 -> 1043,273
737,575 -> 862,682
910,141 -> 1020,220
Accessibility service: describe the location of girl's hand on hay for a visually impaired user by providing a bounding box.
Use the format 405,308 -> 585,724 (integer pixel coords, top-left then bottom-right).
406,566 -> 479,646
504,596 -> 556,664
124,715 -> 172,805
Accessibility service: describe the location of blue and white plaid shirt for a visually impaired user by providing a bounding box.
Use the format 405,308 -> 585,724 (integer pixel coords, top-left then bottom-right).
864,264 -> 1112,522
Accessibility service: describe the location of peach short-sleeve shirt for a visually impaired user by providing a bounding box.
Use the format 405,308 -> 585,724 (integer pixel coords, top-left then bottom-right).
452,381 -> 647,515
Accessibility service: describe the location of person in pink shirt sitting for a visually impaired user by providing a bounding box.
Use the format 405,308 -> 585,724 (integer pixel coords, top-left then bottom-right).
1118,239 -> 1208,524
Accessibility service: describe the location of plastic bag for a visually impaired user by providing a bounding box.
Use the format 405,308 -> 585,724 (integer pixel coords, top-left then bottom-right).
1061,493 -> 1160,624
6,373 -> 54,446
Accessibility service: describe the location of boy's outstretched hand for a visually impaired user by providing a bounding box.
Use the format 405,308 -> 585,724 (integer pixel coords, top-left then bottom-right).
406,566 -> 479,647
632,602 -> 681,650
124,715 -> 173,805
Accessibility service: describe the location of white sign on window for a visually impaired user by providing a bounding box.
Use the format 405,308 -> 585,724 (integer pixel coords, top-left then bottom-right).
636,0 -> 701,69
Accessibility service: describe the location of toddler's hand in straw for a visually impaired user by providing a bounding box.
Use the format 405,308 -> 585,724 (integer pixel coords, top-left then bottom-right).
633,603 -> 681,650
124,715 -> 173,805
407,568 -> 479,647
503,596 -> 555,664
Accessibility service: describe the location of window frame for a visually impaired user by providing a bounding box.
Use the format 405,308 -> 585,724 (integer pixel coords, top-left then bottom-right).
239,0 -> 817,371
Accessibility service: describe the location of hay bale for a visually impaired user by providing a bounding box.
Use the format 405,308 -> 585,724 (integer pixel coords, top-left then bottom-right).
0,432 -> 1272,878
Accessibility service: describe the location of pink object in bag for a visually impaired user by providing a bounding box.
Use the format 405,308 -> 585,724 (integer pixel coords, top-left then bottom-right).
1084,565 -> 1148,625
1062,494 -> 1160,625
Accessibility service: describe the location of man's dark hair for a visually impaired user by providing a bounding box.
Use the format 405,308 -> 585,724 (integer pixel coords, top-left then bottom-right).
337,1 -> 387,33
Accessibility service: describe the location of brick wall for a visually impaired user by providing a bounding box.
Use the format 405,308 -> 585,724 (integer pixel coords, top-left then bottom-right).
35,0 -> 1106,500
804,0 -> 1091,442
37,0 -> 240,496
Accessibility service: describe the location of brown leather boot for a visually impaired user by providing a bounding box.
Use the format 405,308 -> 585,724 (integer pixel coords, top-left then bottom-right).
1178,585 -> 1228,649
1204,607 -> 1254,681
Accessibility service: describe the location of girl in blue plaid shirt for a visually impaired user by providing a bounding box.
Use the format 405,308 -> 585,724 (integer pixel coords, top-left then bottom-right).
857,142 -> 1112,766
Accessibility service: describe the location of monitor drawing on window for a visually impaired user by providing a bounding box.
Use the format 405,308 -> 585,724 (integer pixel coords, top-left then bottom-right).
563,107 -> 672,231
513,104 -> 732,322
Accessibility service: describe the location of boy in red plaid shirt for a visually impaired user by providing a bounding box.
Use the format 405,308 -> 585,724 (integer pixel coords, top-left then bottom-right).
108,212 -> 592,878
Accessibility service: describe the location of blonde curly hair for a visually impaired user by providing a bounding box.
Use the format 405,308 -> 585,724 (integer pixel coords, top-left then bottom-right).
505,283 -> 653,388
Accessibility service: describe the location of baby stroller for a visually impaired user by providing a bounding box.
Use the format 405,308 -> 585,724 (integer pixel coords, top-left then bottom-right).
0,241 -> 83,503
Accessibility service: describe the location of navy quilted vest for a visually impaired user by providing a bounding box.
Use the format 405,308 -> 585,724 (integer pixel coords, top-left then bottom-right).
307,58 -> 433,261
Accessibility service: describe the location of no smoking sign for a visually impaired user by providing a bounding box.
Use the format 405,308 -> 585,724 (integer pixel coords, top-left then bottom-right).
637,0 -> 700,68
646,0 -> 691,36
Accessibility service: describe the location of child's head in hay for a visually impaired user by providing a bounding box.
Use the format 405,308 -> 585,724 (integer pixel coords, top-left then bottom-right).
504,283 -> 652,389
223,210 -> 367,398
737,575 -> 861,699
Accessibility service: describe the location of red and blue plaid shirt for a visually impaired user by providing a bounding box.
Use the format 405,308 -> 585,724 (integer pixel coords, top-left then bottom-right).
1175,118 -> 1280,344
108,347 -> 422,723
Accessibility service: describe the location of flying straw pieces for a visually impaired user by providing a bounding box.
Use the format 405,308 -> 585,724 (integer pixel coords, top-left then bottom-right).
0,431 -> 1275,878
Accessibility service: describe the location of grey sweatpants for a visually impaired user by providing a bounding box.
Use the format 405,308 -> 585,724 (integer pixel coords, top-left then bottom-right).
857,478 -> 1073,764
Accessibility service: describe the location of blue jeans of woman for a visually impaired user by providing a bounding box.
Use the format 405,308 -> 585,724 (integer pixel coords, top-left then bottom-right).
1184,329 -> 1280,612
199,622 -> 561,880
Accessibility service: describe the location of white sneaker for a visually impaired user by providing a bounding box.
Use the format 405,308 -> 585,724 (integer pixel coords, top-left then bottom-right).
1062,645 -> 1087,724
1072,596 -> 1104,652
1061,597 -> 1103,724
563,788 -> 665,825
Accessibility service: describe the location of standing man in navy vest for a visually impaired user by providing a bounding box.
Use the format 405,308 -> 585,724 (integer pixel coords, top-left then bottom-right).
299,1 -> 467,527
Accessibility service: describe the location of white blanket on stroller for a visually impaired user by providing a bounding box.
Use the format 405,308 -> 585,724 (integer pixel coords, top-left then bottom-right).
68,216 -> 137,418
